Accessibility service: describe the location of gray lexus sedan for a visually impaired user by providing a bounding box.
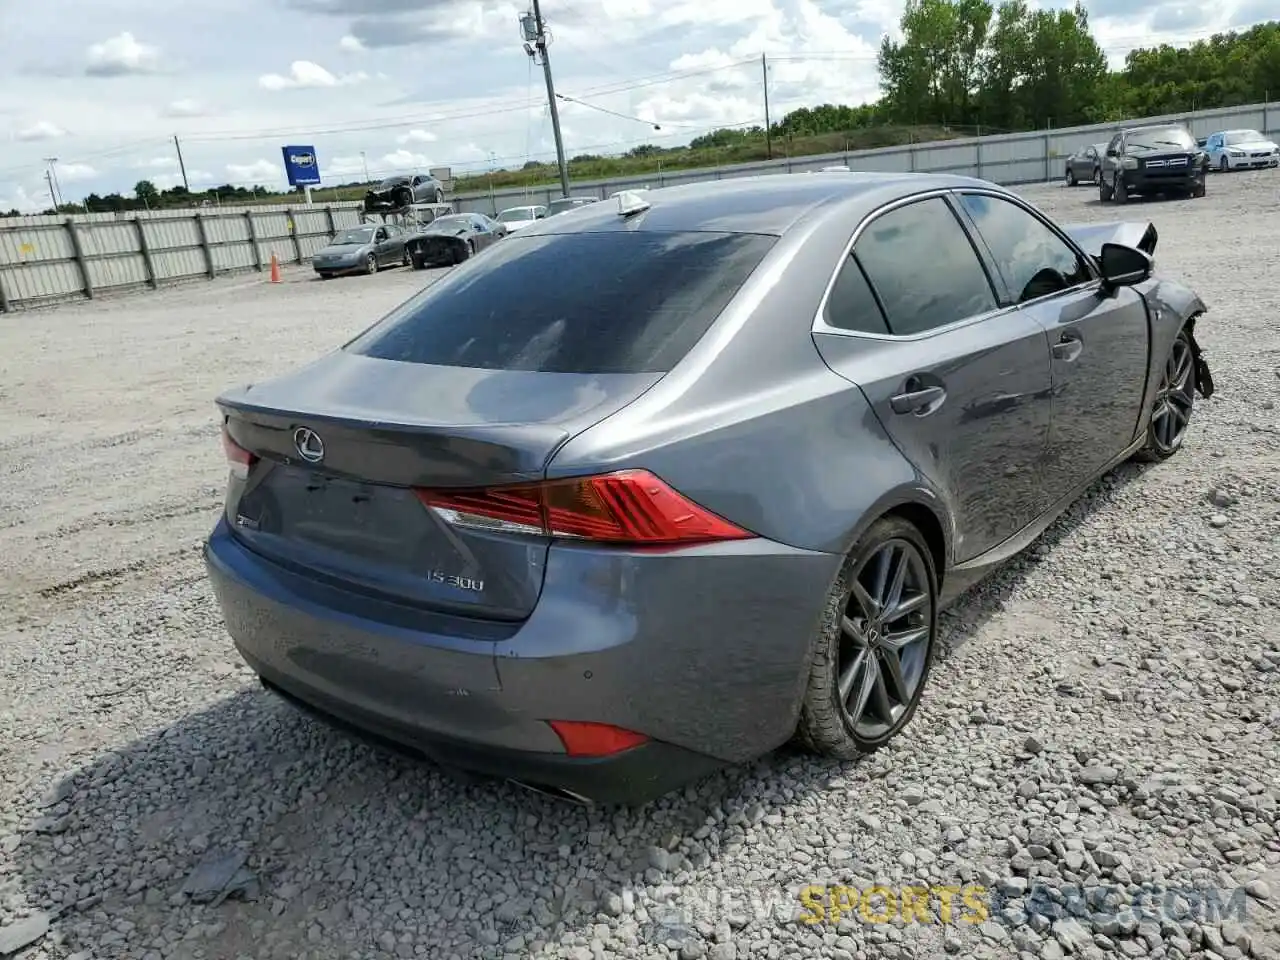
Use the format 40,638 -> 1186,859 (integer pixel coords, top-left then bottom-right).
206,174 -> 1213,805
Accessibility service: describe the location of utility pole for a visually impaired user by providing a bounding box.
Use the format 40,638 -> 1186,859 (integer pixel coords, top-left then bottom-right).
45,170 -> 58,210
173,135 -> 190,191
761,54 -> 773,160
523,0 -> 569,198
43,157 -> 63,208
361,151 -> 370,183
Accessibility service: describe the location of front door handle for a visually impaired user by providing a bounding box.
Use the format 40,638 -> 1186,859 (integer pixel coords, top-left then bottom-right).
1052,334 -> 1083,362
890,385 -> 947,415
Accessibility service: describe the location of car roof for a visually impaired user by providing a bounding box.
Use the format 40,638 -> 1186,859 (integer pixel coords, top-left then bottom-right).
509,172 -> 1003,238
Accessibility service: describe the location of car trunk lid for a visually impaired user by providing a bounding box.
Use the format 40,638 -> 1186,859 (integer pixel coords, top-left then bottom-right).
217,351 -> 661,621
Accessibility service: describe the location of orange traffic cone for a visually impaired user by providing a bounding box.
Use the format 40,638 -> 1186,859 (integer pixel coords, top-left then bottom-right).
269,253 -> 281,283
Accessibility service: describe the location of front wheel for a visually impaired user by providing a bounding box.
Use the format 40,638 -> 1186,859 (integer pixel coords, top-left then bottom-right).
1065,167 -> 1077,186
401,248 -> 411,267
1099,176 -> 1113,203
1219,155 -> 1230,172
364,253 -> 378,274
1113,177 -> 1128,204
1136,328 -> 1197,463
796,516 -> 939,759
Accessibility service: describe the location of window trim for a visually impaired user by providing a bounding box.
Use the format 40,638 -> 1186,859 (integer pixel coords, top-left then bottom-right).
811,189 -> 1012,342
950,187 -> 1101,309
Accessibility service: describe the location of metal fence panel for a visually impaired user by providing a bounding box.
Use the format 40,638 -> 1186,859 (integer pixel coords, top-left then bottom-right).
3,101 -> 1278,311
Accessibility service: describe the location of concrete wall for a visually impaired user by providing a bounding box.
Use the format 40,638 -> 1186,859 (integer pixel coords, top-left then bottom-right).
1,100 -> 1276,311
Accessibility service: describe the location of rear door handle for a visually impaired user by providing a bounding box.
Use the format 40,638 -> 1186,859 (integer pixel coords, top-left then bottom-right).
1052,334 -> 1083,362
889,385 -> 947,415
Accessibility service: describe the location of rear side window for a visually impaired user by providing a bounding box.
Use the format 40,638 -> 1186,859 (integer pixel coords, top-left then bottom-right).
824,254 -> 889,335
855,197 -> 997,336
345,231 -> 775,374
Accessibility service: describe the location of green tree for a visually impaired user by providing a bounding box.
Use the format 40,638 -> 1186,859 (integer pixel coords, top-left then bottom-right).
134,180 -> 158,206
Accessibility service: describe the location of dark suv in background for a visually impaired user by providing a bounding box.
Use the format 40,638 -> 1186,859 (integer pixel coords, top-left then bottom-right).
1099,123 -> 1207,203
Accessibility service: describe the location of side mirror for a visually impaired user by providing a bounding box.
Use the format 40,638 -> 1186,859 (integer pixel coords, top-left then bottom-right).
1099,242 -> 1151,289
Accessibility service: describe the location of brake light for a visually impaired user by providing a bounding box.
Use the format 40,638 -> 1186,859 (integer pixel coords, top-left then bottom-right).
415,469 -> 753,546
547,720 -> 649,757
221,426 -> 257,481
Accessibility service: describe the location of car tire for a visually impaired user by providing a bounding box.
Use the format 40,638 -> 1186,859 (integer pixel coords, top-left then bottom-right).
1219,156 -> 1229,172
434,188 -> 444,202
1135,327 -> 1197,463
795,515 -> 939,760
364,253 -> 377,275
1193,179 -> 1207,199
467,239 -> 476,259
1114,177 -> 1128,204
410,256 -> 426,270
317,273 -> 332,280
396,188 -> 413,209
401,248 -> 411,267
1092,166 -> 1101,183
1066,167 -> 1076,187
1099,176 -> 1113,203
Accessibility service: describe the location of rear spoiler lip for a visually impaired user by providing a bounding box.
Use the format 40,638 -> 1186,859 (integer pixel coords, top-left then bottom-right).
1061,220 -> 1158,258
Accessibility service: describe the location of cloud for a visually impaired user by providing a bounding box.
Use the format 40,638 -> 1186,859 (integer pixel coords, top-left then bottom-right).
162,98 -> 212,118
258,60 -> 370,90
292,0 -> 519,47
225,159 -> 281,183
396,129 -> 438,144
85,32 -> 160,77
132,156 -> 178,170
15,121 -> 66,142
381,149 -> 434,168
326,154 -> 371,177
339,34 -> 367,52
57,163 -> 97,182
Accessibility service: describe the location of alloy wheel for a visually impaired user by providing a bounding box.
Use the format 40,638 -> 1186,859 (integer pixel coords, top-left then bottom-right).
1150,336 -> 1195,453
836,538 -> 933,741
365,253 -> 377,274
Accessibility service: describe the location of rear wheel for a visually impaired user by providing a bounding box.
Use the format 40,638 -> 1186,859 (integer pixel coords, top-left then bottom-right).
1136,328 -> 1197,462
796,516 -> 938,759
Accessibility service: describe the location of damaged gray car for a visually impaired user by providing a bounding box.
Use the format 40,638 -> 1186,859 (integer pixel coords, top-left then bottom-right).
206,175 -> 1213,805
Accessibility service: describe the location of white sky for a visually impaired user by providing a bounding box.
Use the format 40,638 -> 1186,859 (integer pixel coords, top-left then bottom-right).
0,0 -> 1272,210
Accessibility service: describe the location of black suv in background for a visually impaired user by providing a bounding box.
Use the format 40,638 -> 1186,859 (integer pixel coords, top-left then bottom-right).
1099,124 -> 1208,203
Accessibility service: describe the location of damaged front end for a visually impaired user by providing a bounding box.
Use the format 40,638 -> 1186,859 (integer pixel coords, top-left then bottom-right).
1183,313 -> 1215,400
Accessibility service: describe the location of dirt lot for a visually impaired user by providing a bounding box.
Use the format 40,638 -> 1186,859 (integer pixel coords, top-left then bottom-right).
1,173 -> 1278,960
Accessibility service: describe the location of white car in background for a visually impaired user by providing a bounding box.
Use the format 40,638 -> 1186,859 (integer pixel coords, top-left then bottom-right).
495,205 -> 547,232
1203,129 -> 1280,171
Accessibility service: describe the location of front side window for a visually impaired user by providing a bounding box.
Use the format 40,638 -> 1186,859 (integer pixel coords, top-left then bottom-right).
854,197 -> 997,336
958,193 -> 1091,304
345,231 -> 775,374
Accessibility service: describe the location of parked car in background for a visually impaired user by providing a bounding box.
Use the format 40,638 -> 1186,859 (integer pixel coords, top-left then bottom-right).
405,213 -> 505,268
546,196 -> 598,217
495,204 -> 547,232
1064,143 -> 1108,185
312,224 -> 408,278
1099,123 -> 1207,203
208,174 -> 1213,805
1203,129 -> 1280,171
363,174 -> 445,214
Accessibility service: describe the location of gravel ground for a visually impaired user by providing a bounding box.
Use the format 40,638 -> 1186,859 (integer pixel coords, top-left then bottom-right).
1,172 -> 1278,960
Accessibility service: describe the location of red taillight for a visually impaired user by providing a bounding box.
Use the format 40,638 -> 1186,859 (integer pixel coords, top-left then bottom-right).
547,720 -> 649,757
221,426 -> 257,481
414,469 -> 753,546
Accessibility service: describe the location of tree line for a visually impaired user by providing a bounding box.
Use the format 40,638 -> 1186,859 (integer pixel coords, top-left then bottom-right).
5,10 -> 1277,217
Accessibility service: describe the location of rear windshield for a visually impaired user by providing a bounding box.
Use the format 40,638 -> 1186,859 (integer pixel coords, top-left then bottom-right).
1125,127 -> 1195,152
345,230 -> 775,374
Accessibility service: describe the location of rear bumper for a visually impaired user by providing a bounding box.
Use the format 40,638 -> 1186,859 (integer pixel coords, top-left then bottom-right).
204,517 -> 839,804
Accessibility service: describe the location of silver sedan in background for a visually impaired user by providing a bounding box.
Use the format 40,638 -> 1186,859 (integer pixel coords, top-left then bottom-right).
1064,143 -> 1107,185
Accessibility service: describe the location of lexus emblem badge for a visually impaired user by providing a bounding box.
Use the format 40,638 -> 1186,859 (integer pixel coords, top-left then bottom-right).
293,426 -> 325,464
